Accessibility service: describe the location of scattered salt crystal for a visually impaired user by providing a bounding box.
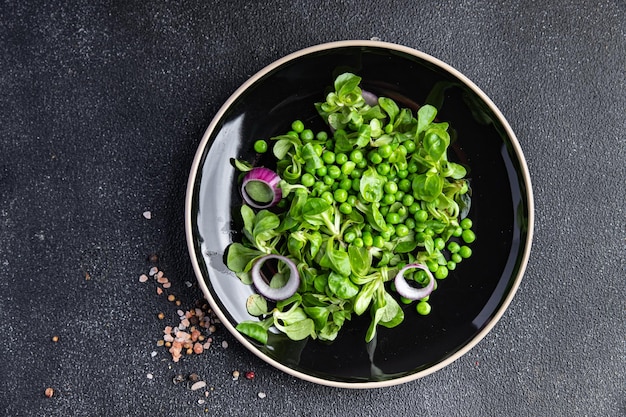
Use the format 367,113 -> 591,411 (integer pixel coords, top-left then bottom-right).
139,274 -> 149,283
221,341 -> 228,349
162,282 -> 171,289
203,341 -> 211,349
157,276 -> 168,284
156,271 -> 164,279
150,351 -> 157,358
185,281 -> 193,287
198,399 -> 206,405
147,373 -> 153,379
181,318 -> 190,327
177,309 -> 185,317
258,392 -> 266,399
143,211 -> 152,219
190,381 -> 206,391
163,334 -> 174,342
149,267 -> 158,276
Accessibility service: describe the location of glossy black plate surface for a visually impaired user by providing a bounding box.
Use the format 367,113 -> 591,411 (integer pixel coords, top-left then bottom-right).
185,41 -> 533,388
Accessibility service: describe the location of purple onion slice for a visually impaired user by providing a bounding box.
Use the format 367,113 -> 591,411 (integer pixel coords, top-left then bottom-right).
394,263 -> 435,300
251,254 -> 300,301
361,89 -> 379,107
241,167 -> 282,209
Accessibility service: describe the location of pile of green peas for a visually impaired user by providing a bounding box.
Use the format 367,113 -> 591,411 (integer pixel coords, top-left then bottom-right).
254,118 -> 475,315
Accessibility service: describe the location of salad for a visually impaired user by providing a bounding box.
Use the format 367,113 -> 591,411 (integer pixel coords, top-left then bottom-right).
226,73 -> 475,344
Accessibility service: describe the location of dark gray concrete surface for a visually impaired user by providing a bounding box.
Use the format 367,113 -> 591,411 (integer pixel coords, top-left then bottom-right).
1,1 -> 624,416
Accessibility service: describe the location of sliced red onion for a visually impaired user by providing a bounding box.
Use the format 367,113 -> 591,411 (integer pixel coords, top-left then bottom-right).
394,263 -> 435,300
241,167 -> 282,209
361,89 -> 379,107
251,254 -> 300,301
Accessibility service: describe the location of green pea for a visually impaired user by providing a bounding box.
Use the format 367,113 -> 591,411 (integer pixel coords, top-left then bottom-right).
300,129 -> 315,141
316,166 -> 327,177
382,193 -> 396,205
435,265 -> 448,279
452,226 -> 463,237
380,206 -> 389,216
401,194 -> 414,207
415,269 -> 429,284
334,188 -> 348,203
253,139 -> 268,153
384,123 -> 394,134
346,195 -> 357,206
341,161 -> 356,176
397,144 -> 408,156
405,218 -> 416,230
447,261 -> 456,271
316,131 -> 328,141
291,120 -> 304,133
414,209 -> 429,223
322,151 -> 335,165
335,153 -> 348,165
403,140 -> 416,153
416,232 -> 426,243
353,237 -> 364,248
356,159 -> 368,169
378,144 -> 393,159
386,212 -> 401,225
350,168 -> 363,179
396,168 -> 408,178
301,173 -> 315,187
373,235 -> 385,248
383,181 -> 398,194
338,178 -> 352,190
400,296 -> 413,305
339,202 -> 353,215
321,191 -> 333,204
362,232 -> 373,247
408,202 -> 420,214
434,237 -> 445,251
351,178 -> 360,192
377,163 -> 391,176
395,224 -> 409,237
398,178 -> 411,192
407,160 -> 419,173
462,229 -> 476,244
350,149 -> 364,164
459,245 -> 472,259
426,260 -> 438,272
344,229 -> 357,243
368,151 -> 383,164
451,253 -> 463,263
313,143 -> 323,156
416,301 -> 431,315
327,165 -> 341,179
460,218 -> 473,229
447,241 -> 461,253
323,175 -> 334,185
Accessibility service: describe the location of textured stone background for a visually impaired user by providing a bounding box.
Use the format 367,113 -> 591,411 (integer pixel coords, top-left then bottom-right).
1,1 -> 624,416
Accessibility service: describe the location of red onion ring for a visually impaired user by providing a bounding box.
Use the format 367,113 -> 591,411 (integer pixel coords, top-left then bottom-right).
251,254 -> 300,301
241,167 -> 282,209
394,263 -> 435,300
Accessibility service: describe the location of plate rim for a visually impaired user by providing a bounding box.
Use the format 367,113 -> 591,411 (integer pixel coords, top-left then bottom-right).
184,39 -> 535,388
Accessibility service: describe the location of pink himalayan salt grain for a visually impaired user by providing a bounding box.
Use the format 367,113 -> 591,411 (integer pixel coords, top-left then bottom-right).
139,274 -> 149,283
162,282 -> 171,289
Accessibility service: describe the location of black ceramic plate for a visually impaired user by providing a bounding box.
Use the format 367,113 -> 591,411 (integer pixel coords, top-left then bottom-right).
185,40 -> 533,388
